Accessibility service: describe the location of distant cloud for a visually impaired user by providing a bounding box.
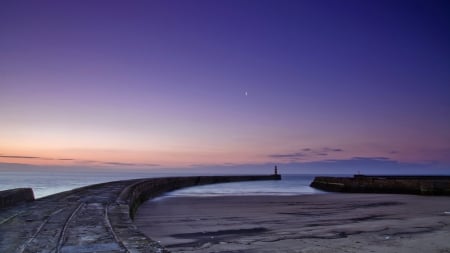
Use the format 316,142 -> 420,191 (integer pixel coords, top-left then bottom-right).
269,147 -> 344,161
315,156 -> 395,164
223,162 -> 237,166
2,156 -> 450,175
189,162 -> 232,167
281,156 -> 450,174
102,161 -> 159,167
142,163 -> 160,167
352,156 -> 391,161
322,147 -> 343,152
0,155 -> 41,159
0,154 -> 158,168
75,160 -> 98,165
269,152 -> 306,159
102,162 -> 137,166
190,163 -> 208,167
164,157 -> 450,175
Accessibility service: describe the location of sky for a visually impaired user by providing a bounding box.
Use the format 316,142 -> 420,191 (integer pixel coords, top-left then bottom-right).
1,0 -> 449,174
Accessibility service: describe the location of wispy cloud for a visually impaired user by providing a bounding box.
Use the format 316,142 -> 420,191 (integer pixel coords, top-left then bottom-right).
322,147 -> 343,152
223,162 -> 238,166
102,161 -> 159,167
96,162 -> 133,166
0,154 -> 159,167
170,156 -> 450,175
269,152 -> 306,159
352,156 -> 391,161
0,155 -> 41,159
74,160 -> 98,165
2,156 -> 449,174
269,147 -> 344,161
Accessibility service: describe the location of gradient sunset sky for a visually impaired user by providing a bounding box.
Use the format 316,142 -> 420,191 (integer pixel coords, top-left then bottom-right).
1,1 -> 449,173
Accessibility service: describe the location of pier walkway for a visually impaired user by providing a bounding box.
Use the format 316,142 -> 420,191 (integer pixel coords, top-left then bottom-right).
0,175 -> 280,253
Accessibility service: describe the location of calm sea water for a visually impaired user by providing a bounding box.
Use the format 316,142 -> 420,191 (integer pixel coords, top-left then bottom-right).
0,171 -> 323,199
165,175 -> 323,197
0,170 -> 161,198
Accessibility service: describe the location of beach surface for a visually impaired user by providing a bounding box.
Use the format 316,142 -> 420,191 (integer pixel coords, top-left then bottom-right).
134,194 -> 450,253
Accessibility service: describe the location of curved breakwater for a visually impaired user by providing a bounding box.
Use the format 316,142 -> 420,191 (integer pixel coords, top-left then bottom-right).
0,175 -> 280,253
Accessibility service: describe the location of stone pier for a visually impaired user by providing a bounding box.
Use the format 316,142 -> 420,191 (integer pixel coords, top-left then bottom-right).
0,175 -> 281,253
310,175 -> 450,195
0,188 -> 34,209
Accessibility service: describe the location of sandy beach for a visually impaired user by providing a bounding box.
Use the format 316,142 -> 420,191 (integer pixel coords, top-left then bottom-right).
134,194 -> 450,253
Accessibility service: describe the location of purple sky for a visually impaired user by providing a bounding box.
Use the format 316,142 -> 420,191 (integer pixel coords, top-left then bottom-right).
1,0 -> 449,173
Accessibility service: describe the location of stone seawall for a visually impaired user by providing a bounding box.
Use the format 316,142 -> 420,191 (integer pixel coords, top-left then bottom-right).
0,188 -> 34,209
310,175 -> 450,195
118,175 -> 281,219
0,174 -> 280,253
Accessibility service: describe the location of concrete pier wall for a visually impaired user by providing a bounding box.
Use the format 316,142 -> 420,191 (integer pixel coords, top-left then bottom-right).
0,174 -> 280,253
310,175 -> 450,195
0,188 -> 34,208
110,175 -> 281,252
120,175 -> 281,219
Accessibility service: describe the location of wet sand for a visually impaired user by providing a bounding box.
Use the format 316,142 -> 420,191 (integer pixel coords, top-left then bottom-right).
134,194 -> 450,253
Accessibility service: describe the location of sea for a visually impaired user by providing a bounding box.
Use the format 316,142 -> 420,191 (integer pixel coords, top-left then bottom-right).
165,174 -> 323,198
0,171 -> 326,199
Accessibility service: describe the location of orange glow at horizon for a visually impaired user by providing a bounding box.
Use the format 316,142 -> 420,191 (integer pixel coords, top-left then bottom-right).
2,142 -> 447,169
